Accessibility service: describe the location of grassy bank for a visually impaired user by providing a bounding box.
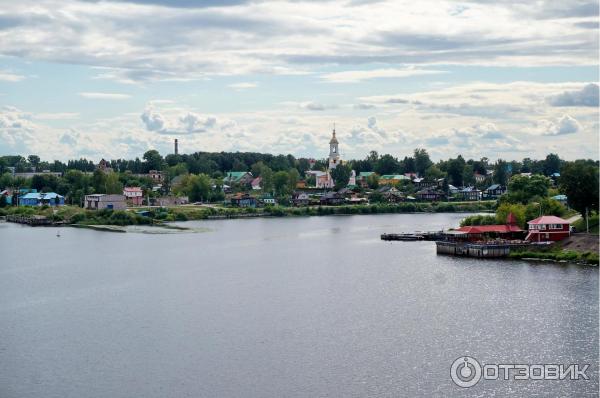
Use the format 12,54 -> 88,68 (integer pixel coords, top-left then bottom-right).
509,247 -> 599,265
0,201 -> 495,225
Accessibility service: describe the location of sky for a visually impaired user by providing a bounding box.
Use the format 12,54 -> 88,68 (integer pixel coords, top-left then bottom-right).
0,0 -> 598,162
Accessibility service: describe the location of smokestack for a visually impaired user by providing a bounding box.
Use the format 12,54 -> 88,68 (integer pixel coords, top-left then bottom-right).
174,138 -> 179,155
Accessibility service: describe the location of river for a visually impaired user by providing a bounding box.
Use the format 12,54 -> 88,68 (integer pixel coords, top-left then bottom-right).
0,213 -> 597,397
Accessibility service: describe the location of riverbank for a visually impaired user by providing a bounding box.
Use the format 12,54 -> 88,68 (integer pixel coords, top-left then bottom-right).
0,201 -> 495,226
509,240 -> 599,265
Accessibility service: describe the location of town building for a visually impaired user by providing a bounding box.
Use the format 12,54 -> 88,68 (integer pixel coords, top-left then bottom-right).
357,171 -> 376,187
320,191 -> 345,205
525,215 -> 571,242
97,158 -> 113,173
152,196 -> 189,206
458,187 -> 482,201
446,213 -> 525,242
229,193 -> 257,208
84,194 -> 127,210
123,187 -> 144,205
225,171 -> 253,186
416,188 -> 445,201
484,184 -> 506,198
292,192 -> 310,206
18,192 -> 65,206
379,174 -> 410,185
251,177 -> 262,190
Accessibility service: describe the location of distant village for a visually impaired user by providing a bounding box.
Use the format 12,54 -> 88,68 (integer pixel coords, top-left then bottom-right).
0,127 -> 597,245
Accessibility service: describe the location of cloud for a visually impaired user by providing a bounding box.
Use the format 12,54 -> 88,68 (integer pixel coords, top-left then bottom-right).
0,71 -> 25,82
354,103 -> 376,110
536,114 -> 583,136
320,68 -> 446,83
299,102 -> 337,111
228,82 -> 258,89
141,106 -> 218,134
79,92 -> 131,100
547,83 -> 599,107
0,0 -> 597,83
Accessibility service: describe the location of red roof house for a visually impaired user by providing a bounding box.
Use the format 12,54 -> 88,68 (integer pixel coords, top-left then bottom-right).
449,213 -> 524,241
525,215 -> 571,242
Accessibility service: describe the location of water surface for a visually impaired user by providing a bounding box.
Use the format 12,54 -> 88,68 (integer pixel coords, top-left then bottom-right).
0,213 -> 597,397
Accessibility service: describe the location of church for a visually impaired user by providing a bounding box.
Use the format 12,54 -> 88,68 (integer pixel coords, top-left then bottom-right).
311,128 -> 356,189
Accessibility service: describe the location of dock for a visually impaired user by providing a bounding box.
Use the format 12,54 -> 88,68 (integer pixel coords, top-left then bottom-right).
6,214 -> 53,226
435,241 -> 530,258
381,231 -> 444,241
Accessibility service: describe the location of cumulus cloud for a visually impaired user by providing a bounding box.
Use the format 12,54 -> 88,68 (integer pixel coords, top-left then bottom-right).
299,102 -> 337,111
320,68 -> 446,83
141,107 -> 218,134
79,92 -> 131,100
0,70 -> 25,82
534,114 -> 583,136
228,82 -> 258,90
547,83 -> 599,107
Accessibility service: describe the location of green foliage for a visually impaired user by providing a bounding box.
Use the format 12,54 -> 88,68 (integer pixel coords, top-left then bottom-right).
330,164 -> 351,190
503,174 -> 551,204
142,149 -> 164,172
460,214 -> 497,226
559,160 -> 599,215
496,203 -> 526,228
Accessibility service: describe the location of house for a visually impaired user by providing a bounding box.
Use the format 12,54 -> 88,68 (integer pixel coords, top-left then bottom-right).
229,193 -> 257,208
97,158 -> 113,173
18,192 -> 65,206
448,184 -> 460,194
525,215 -> 571,242
259,194 -> 276,206
416,189 -> 444,201
251,177 -> 262,190
357,171 -> 376,187
474,172 -> 487,183
413,177 -> 437,189
381,191 -> 405,203
484,184 -> 506,198
404,172 -> 418,179
320,191 -> 345,205
148,170 -> 165,182
551,194 -> 568,206
84,194 -> 127,210
458,187 -> 482,201
292,192 -> 310,206
0,189 -> 12,205
296,180 -> 307,189
225,171 -> 253,186
448,213 -> 524,242
377,185 -> 399,194
123,187 -> 144,205
379,174 -> 409,185
346,196 -> 368,204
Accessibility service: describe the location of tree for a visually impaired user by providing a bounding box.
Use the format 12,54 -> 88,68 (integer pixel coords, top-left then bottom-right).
142,150 -> 164,172
559,161 -> 599,215
374,154 -> 401,175
330,164 -> 351,190
414,148 -> 432,176
504,174 -> 551,204
424,165 -> 444,180
28,155 -> 41,170
187,174 -> 212,202
104,172 -> 123,194
367,173 -> 379,189
447,156 -> 465,187
543,153 -> 561,176
0,195 -> 6,208
493,159 -> 508,185
288,169 -> 300,192
273,171 -> 290,196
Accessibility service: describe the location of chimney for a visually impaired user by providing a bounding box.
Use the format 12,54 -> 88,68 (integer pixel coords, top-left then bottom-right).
174,138 -> 179,155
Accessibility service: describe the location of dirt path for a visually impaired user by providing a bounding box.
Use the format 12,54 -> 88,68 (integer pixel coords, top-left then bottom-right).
560,233 -> 599,253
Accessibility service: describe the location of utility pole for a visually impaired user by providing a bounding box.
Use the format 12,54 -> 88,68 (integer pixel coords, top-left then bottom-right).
586,207 -> 589,233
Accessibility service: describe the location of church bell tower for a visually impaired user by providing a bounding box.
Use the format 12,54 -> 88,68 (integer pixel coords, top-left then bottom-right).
328,127 -> 340,170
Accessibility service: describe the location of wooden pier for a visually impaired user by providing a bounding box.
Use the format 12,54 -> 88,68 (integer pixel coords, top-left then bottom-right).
381,231 -> 444,241
6,214 -> 53,226
435,241 -> 530,258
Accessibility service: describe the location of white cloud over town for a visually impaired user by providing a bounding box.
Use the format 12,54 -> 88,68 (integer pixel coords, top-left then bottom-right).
0,0 -> 597,161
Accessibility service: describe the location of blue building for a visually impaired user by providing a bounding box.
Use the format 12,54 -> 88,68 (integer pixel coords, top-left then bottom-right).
19,192 -> 65,206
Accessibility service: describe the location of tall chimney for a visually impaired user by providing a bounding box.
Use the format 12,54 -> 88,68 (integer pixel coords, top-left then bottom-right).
174,138 -> 179,155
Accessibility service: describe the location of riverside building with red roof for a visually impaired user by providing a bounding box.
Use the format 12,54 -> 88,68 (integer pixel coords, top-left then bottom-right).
525,215 -> 571,242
